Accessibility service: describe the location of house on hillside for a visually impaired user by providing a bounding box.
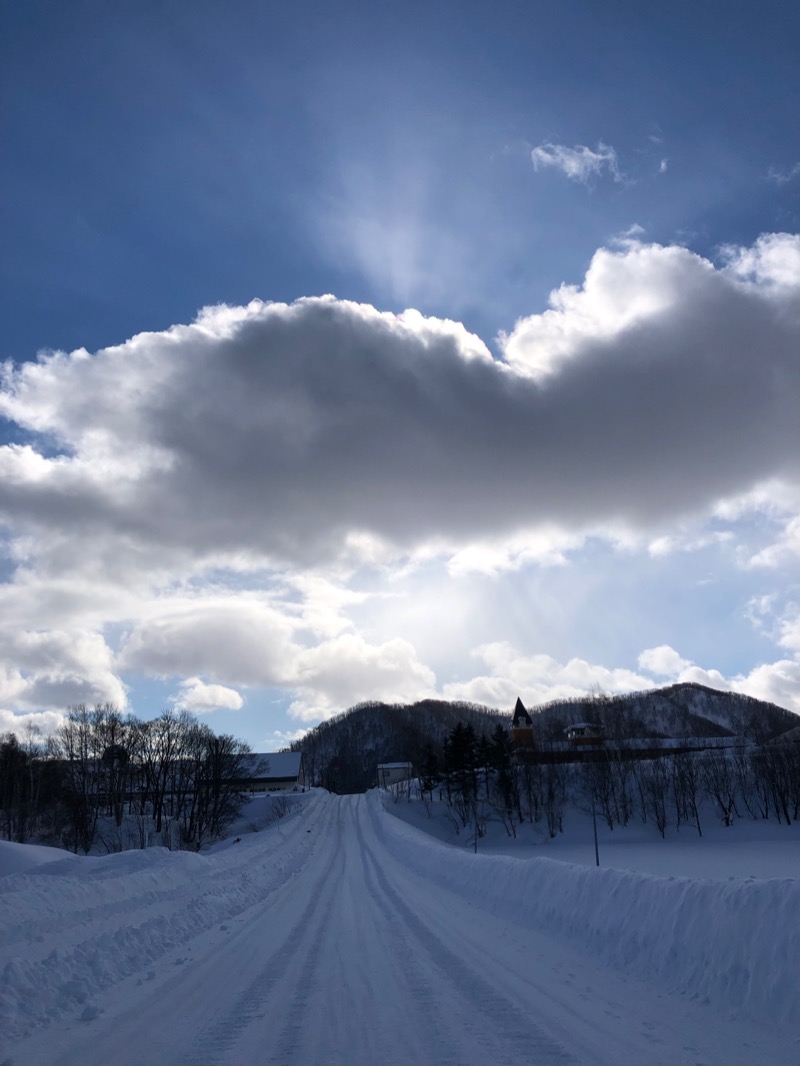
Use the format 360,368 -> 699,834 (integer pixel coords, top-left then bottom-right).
377,762 -> 414,787
564,722 -> 604,747
234,752 -> 307,793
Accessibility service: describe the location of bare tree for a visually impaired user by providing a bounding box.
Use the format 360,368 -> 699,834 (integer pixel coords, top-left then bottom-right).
701,750 -> 740,827
671,753 -> 703,836
57,705 -> 103,852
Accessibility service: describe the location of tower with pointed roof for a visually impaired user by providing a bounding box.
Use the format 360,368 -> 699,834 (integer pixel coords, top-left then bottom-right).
510,697 -> 535,751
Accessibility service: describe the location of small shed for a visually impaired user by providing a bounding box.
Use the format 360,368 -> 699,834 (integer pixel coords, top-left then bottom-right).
377,762 -> 414,787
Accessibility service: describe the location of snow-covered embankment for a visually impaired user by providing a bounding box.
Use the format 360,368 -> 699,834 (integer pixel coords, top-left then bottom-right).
374,793 -> 800,1029
0,794 -> 321,1040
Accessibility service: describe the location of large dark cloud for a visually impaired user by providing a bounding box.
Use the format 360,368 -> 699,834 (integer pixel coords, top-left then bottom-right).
1,236 -> 798,568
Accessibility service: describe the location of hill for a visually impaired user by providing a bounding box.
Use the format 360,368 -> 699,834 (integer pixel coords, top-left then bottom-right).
526,682 -> 798,744
293,683 -> 799,790
292,699 -> 503,792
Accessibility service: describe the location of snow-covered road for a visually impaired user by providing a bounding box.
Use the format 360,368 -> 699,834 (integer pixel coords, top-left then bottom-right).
2,791 -> 796,1065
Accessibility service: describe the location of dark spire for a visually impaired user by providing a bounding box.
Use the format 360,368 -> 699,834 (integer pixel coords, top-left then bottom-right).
511,697 -> 532,727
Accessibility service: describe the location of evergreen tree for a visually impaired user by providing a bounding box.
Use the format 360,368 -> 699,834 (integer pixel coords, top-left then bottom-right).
420,744 -> 440,801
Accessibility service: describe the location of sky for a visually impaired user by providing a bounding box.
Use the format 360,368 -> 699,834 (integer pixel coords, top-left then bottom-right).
1,0 -> 800,750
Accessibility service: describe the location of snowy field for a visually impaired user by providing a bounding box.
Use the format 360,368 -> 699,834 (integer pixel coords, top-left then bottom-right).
383,789 -> 800,880
2,788 -> 799,1065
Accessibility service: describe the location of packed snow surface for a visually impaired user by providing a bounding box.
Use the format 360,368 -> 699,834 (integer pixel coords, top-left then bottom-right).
1,789 -> 798,1065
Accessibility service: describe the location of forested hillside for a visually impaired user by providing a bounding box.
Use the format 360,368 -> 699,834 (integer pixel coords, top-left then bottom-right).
292,700 -> 503,792
526,682 -> 798,743
294,684 -> 799,791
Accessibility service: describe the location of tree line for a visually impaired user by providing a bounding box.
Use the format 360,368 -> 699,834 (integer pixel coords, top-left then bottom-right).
429,723 -> 569,840
421,721 -> 800,841
0,704 -> 251,853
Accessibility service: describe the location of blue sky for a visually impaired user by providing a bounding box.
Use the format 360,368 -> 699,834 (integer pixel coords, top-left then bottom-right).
1,1 -> 799,749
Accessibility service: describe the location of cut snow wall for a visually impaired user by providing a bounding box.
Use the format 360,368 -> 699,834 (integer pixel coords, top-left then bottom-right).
373,792 -> 800,1029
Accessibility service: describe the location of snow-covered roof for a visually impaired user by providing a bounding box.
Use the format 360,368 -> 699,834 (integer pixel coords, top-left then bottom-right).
377,762 -> 413,769
238,752 -> 303,780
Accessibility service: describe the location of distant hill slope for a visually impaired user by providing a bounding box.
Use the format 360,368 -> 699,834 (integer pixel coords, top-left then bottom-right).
292,699 -> 502,792
527,682 -> 798,744
293,684 -> 799,791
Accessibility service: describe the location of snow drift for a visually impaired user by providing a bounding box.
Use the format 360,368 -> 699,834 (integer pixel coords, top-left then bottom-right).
373,792 -> 800,1029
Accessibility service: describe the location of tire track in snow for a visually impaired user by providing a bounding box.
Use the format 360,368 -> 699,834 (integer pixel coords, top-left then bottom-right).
349,796 -> 473,1066
183,798 -> 343,1065
359,796 -> 578,1065
269,812 -> 347,1065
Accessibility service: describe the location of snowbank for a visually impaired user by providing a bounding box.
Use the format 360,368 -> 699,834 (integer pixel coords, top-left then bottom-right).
0,840 -> 80,878
374,792 -> 800,1030
0,792 -> 323,1040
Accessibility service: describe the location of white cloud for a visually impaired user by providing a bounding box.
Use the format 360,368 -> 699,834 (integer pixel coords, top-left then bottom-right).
117,595 -> 299,686
531,141 -> 623,184
445,527 -> 585,576
744,594 -> 778,632
441,640 -> 800,719
675,665 -> 732,691
115,589 -> 435,724
729,608 -> 800,713
174,677 -> 244,713
0,629 -> 126,713
768,162 -> 800,185
747,516 -> 800,568
638,645 -> 692,677
288,635 -> 436,721
721,231 -> 800,291
270,727 -> 310,746
282,573 -> 370,637
734,660 -> 800,713
501,240 -> 711,380
2,236 -> 796,579
1,234 -> 800,726
0,708 -> 65,740
442,642 -> 654,709
777,608 -> 800,654
638,636 -> 800,716
648,529 -> 734,558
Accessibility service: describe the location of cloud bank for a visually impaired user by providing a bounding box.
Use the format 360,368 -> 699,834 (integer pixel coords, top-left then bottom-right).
1,233 -> 799,727
3,234 -> 799,567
